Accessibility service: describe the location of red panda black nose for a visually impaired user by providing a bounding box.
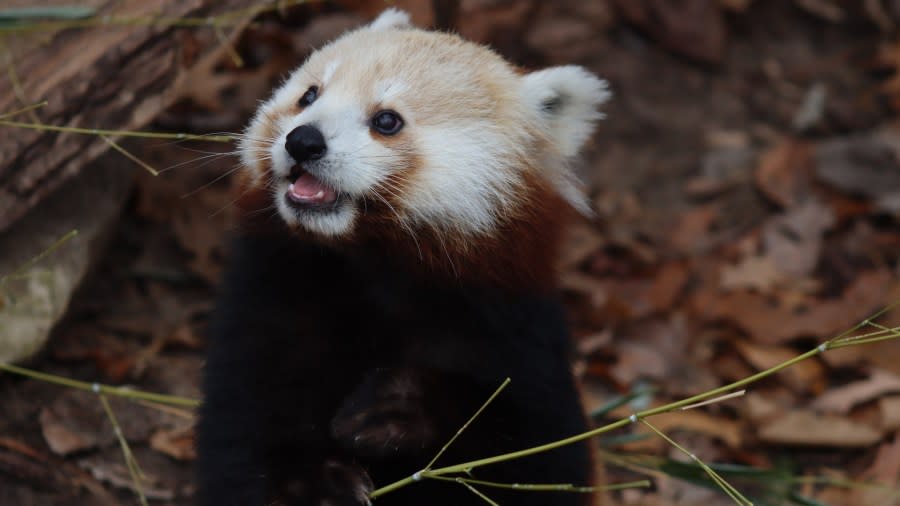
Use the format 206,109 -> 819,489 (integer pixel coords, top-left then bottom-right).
285,124 -> 327,163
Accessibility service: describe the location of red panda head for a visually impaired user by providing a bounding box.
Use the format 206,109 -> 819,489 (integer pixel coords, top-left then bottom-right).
239,9 -> 609,288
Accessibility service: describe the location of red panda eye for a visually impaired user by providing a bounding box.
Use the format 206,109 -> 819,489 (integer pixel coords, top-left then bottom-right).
298,86 -> 318,107
371,110 -> 403,135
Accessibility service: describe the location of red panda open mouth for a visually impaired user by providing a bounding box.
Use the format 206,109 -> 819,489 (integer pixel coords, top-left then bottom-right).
286,166 -> 339,208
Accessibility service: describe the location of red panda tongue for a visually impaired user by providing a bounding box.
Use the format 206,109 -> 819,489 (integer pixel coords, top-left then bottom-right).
289,172 -> 338,204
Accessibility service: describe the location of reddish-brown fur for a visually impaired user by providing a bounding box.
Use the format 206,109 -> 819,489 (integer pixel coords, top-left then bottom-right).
234,163 -> 577,294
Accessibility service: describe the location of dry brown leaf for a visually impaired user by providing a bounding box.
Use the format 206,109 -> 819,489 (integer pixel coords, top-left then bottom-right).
866,434 -> 900,482
761,199 -> 834,279
80,458 -> 174,501
669,205 -> 717,254
611,340 -> 669,384
559,270 -> 608,307
880,396 -> 900,431
743,392 -> 782,422
692,270 -> 894,344
720,255 -> 783,292
611,0 -> 727,64
850,435 -> 900,506
639,411 -> 742,448
754,141 -> 813,208
812,369 -> 900,414
39,391 -> 159,458
167,323 -> 204,350
172,186 -> 231,284
649,262 -> 689,312
683,175 -> 739,199
712,348 -> 758,383
794,0 -> 845,21
734,341 -> 826,394
576,329 -> 613,357
814,129 -> 900,216
815,282 -> 900,372
149,426 -> 196,461
758,410 -> 882,447
720,199 -> 832,293
39,407 -> 95,456
602,279 -> 657,322
610,317 -> 708,391
0,437 -> 112,502
877,41 -> 900,109
815,129 -> 900,194
460,0 -> 538,43
559,222 -> 605,270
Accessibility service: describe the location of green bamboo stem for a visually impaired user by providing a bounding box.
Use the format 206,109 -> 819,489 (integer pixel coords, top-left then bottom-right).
0,363 -> 200,407
0,230 -> 78,287
425,378 -> 510,470
100,135 -> 160,176
0,100 -> 48,120
458,480 -> 500,506
427,475 -> 649,493
0,120 -> 233,142
370,317 -> 900,500
99,394 -> 148,506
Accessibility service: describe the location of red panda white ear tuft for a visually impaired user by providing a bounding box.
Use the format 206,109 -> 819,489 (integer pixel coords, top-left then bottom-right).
368,8 -> 413,31
522,65 -> 610,158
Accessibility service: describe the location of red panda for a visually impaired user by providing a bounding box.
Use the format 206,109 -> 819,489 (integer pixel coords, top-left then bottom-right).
198,8 -> 610,506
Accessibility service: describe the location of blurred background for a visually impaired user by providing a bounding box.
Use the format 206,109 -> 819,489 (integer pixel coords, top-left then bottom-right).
1,1 -> 899,504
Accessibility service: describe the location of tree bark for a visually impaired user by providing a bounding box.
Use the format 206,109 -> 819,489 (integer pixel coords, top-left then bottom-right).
0,0 -> 258,232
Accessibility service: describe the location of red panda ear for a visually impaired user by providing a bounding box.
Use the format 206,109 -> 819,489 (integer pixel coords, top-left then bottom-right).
522,66 -> 610,158
368,8 -> 413,31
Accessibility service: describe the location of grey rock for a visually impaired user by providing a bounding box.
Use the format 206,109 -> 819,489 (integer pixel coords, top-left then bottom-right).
0,159 -> 133,363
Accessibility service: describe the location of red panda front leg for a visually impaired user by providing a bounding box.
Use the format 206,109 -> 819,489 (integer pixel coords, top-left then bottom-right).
275,459 -> 373,506
330,368 -> 438,460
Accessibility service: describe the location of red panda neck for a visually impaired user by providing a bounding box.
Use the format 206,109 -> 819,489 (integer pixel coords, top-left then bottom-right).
369,175 -> 576,294
233,173 -> 575,294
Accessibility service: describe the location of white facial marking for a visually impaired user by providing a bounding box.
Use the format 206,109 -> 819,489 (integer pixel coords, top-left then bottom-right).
374,79 -> 409,104
409,123 -> 523,234
322,60 -> 341,84
275,194 -> 358,237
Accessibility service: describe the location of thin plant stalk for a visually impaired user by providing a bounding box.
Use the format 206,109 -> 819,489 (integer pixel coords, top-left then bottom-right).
458,480 -> 500,506
425,377 -> 510,470
99,394 -> 148,506
0,100 -> 47,120
0,119 -> 232,142
100,135 -> 160,176
0,363 -> 200,407
427,475 -> 649,494
641,419 -> 752,506
0,229 -> 78,287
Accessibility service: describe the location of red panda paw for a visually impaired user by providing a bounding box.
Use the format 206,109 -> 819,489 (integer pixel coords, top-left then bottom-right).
276,459 -> 372,506
331,368 -> 437,459
319,459 -> 374,506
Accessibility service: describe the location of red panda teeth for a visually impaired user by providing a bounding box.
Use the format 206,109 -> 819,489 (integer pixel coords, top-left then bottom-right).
288,172 -> 338,205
